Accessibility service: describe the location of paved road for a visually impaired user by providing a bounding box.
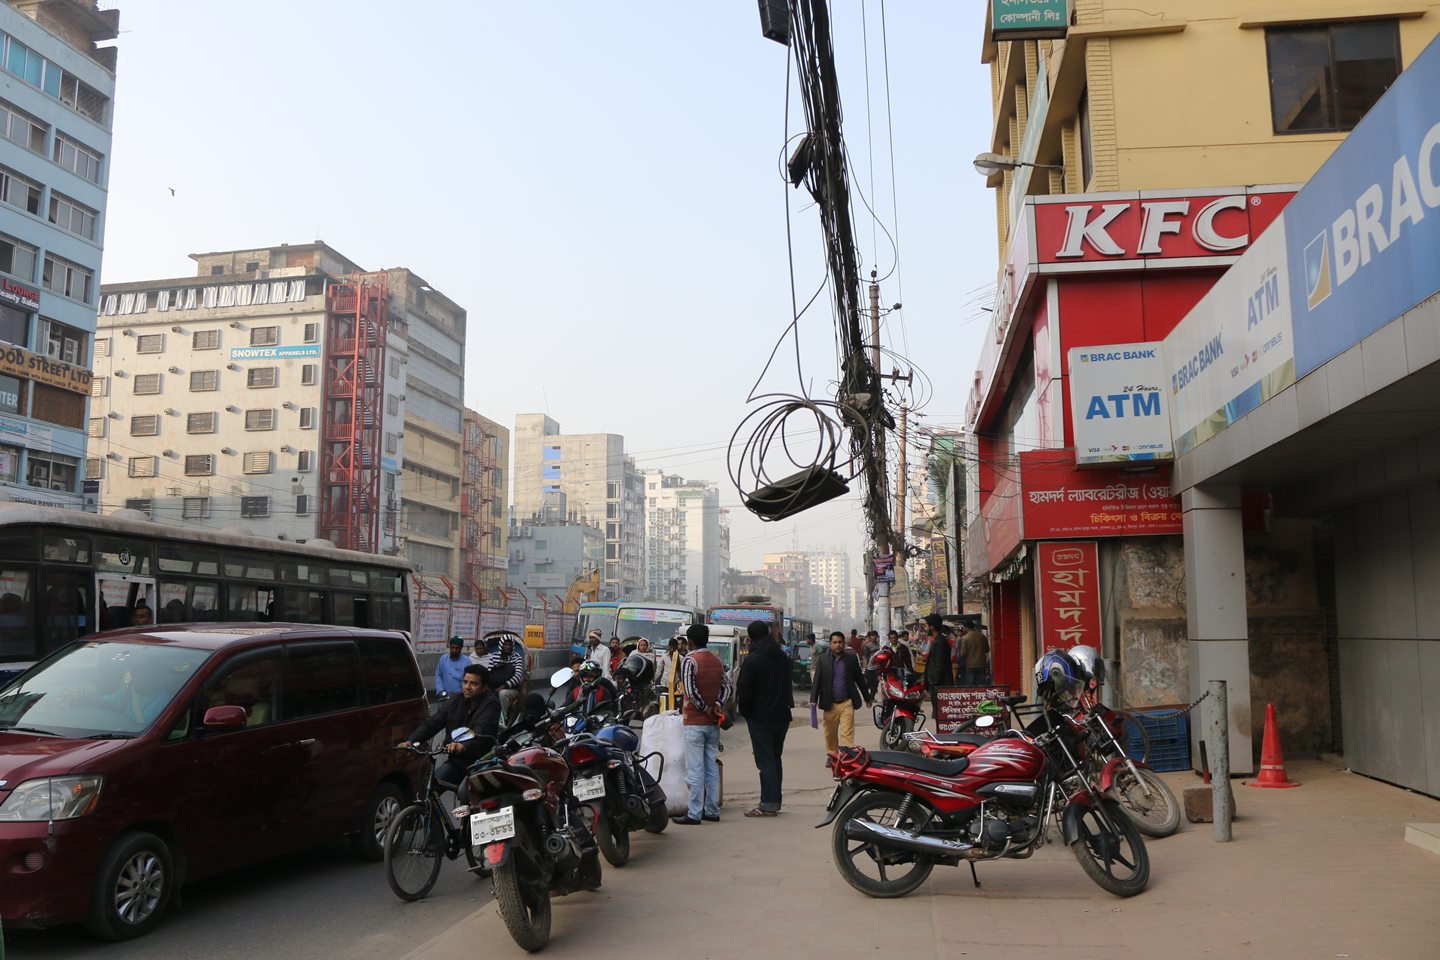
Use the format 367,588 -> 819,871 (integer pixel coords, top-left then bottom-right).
6,840 -> 490,960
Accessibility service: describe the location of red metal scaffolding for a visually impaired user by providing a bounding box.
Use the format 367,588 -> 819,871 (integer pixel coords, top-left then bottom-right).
318,274 -> 389,553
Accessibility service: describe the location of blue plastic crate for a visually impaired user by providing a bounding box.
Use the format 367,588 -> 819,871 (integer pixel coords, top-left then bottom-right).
1131,709 -> 1189,743
1133,737 -> 1190,772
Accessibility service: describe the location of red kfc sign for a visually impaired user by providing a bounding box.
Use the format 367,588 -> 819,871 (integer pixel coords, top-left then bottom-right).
1032,189 -> 1292,264
1036,541 -> 1102,652
1019,450 -> 1183,539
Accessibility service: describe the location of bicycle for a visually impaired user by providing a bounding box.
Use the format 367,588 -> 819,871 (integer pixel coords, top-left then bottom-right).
383,745 -> 480,901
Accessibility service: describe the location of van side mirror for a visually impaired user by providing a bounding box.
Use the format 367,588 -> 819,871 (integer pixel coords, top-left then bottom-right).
202,705 -> 247,730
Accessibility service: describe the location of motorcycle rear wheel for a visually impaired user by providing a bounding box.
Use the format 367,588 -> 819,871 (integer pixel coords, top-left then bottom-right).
596,808 -> 631,867
1071,799 -> 1150,897
1112,765 -> 1180,838
831,790 -> 935,898
492,826 -> 553,952
384,804 -> 443,902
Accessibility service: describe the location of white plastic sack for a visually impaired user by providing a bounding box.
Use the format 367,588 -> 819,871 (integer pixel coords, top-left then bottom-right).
640,710 -> 689,816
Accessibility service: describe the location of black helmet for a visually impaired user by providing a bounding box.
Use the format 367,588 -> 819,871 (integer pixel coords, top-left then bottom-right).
578,661 -> 602,682
617,653 -> 655,685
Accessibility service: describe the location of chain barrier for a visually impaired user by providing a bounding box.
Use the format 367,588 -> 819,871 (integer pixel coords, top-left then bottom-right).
1120,688 -> 1211,719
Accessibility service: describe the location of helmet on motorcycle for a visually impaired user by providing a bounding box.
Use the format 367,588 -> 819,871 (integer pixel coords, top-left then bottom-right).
1068,645 -> 1104,687
1034,649 -> 1078,700
578,661 -> 602,683
869,649 -> 892,673
616,652 -> 655,685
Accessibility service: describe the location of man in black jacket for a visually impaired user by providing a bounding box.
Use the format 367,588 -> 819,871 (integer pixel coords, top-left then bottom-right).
736,620 -> 793,817
922,613 -> 954,720
400,664 -> 501,792
810,630 -> 871,754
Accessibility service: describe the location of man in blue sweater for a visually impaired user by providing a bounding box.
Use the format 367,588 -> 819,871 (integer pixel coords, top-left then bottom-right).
434,636 -> 468,698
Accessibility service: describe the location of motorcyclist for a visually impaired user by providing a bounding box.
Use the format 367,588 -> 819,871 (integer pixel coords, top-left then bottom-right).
398,664 -> 500,792
572,660 -> 619,716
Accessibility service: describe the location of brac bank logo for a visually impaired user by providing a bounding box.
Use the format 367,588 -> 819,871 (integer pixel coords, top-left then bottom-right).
1304,230 -> 1332,309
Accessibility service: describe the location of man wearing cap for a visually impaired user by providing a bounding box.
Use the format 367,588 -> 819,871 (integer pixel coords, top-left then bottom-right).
673,623 -> 732,825
585,629 -> 612,680
434,635 -> 468,699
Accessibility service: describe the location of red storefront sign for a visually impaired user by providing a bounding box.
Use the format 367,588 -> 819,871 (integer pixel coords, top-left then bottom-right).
1035,541 -> 1101,652
1019,450 -> 1182,539
1032,189 -> 1292,265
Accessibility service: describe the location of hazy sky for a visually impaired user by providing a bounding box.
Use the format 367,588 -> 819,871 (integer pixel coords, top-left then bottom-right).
99,2 -> 998,579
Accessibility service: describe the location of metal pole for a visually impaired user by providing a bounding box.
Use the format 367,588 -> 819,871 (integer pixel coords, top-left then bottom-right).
1209,679 -> 1232,841
869,275 -> 891,639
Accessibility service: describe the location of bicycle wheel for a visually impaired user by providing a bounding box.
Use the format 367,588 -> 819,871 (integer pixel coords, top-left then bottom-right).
1116,711 -> 1150,763
385,803 -> 443,901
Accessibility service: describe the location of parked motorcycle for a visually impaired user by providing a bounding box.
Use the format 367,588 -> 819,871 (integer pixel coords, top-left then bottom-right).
458,694 -> 602,951
1076,695 -> 1180,838
819,691 -> 1149,899
870,649 -> 926,751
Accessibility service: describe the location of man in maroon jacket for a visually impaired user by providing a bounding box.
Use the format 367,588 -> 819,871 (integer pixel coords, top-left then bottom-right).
673,623 -> 734,825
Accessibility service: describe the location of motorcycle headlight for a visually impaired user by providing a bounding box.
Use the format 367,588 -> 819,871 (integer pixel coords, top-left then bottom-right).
0,776 -> 104,822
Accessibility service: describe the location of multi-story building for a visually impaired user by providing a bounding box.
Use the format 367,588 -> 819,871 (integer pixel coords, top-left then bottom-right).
964,2 -> 1440,776
93,244 -> 467,594
507,511 -> 602,602
806,551 -> 851,623
643,470 -> 720,608
759,551 -> 825,621
0,0 -> 118,508
512,413 -> 644,600
461,408 -> 508,602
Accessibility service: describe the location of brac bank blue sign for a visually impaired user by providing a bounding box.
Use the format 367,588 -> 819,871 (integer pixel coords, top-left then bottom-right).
1283,34 -> 1440,378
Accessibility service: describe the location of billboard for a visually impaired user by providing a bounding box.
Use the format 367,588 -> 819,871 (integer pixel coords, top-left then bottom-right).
1019,450 -> 1182,539
990,0 -> 1067,41
1068,343 -> 1171,464
1035,541 -> 1102,651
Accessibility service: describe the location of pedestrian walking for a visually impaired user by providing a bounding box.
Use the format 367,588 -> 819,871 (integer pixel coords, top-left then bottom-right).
736,620 -> 793,817
810,630 -> 871,754
673,623 -> 733,825
923,613 -> 954,718
861,629 -> 881,696
958,622 -> 991,685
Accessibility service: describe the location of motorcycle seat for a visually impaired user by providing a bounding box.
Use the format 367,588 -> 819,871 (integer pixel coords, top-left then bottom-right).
867,750 -> 970,777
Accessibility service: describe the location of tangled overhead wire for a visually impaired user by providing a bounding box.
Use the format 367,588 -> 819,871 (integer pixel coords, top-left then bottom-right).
727,393 -> 861,522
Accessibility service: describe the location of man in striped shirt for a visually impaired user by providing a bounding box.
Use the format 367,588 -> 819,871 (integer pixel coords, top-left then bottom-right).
673,623 -> 734,825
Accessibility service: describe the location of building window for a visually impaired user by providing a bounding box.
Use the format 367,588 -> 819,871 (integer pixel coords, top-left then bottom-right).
209,265 -> 223,276
85,457 -> 102,480
1266,21 -> 1401,134
182,497 -> 210,520
184,454 -> 214,477
128,456 -> 157,478
250,326 -> 279,346
130,415 -> 159,437
94,337 -> 109,358
247,367 -> 278,388
124,498 -> 152,517
301,364 -> 317,385
387,395 -> 399,415
303,322 -> 318,343
0,232 -> 38,280
245,409 -> 276,431
297,449 -> 314,472
389,357 -> 400,377
190,369 -> 218,392
0,98 -> 46,155
299,407 -> 316,429
41,254 -> 92,303
25,451 -> 76,491
47,192 -> 97,240
295,494 -> 310,516
136,333 -> 164,354
243,451 -> 271,474
244,260 -> 260,272
0,164 -> 40,215
87,416 -> 105,438
43,320 -> 86,364
52,132 -> 103,184
187,411 -> 216,434
192,329 -> 220,350
241,495 -> 270,518
90,376 -> 107,397
133,374 -> 162,395
385,433 -> 398,454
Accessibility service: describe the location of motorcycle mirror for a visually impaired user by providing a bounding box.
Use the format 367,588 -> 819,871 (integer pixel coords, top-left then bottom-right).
550,666 -> 575,689
450,727 -> 476,742
973,715 -> 997,729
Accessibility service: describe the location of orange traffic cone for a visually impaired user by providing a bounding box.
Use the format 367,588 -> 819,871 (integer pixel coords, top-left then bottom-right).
1246,703 -> 1300,788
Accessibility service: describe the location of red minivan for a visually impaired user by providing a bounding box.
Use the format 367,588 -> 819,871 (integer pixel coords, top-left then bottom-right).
0,624 -> 428,939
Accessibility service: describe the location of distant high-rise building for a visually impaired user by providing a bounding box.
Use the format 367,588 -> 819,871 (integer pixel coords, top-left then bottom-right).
512,414 -> 643,600
0,1 -> 119,508
643,470 -> 720,608
807,551 -> 852,623
462,409 -> 509,602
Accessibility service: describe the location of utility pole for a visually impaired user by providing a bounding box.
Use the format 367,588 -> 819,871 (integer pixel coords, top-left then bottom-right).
869,273 -> 891,638
896,404 -> 908,549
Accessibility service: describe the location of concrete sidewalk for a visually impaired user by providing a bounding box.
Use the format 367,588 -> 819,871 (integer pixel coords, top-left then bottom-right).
403,714 -> 1440,960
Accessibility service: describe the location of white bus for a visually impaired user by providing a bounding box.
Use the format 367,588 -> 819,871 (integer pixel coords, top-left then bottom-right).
0,503 -> 414,681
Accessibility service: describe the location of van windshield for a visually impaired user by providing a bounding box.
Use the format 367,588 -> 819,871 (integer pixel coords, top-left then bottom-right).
0,641 -> 211,739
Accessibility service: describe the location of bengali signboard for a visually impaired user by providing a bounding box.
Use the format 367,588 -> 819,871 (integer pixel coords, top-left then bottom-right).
934,685 -> 1012,734
872,554 -> 896,584
1019,450 -> 1182,539
1068,342 -> 1172,464
0,343 -> 92,395
414,601 -> 452,654
990,0 -> 1067,41
1035,541 -> 1101,651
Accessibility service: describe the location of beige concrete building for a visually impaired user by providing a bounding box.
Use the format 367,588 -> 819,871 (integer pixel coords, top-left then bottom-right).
462,408 -> 508,602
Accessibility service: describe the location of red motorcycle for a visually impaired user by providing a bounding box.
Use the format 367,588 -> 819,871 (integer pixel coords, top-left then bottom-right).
870,649 -> 926,751
819,693 -> 1149,899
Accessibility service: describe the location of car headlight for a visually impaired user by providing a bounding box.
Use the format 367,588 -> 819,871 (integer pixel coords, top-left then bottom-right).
0,776 -> 103,822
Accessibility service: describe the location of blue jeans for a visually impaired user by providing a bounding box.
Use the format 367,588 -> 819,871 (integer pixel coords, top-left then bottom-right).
683,723 -> 721,820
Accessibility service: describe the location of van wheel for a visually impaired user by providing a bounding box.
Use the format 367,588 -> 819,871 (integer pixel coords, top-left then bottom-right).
86,831 -> 173,941
353,782 -> 406,862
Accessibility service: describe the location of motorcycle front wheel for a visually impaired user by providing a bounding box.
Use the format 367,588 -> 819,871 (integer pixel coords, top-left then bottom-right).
492,824 -> 553,952
881,716 -> 913,751
831,790 -> 935,898
1071,799 -> 1150,897
1112,764 -> 1180,838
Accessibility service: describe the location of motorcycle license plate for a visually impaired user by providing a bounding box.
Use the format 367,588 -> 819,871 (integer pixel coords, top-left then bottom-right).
470,806 -> 516,846
573,775 -> 606,801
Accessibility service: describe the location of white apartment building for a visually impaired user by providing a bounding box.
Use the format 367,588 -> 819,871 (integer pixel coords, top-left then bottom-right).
807,551 -> 852,623
643,470 -> 720,609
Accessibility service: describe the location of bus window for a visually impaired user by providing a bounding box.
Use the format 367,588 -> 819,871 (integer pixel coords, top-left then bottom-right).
158,543 -> 220,576
224,555 -> 274,581
371,596 -> 406,631
282,589 -> 324,623
332,592 -> 356,626
96,537 -> 153,576
42,533 -> 90,564
281,561 -> 324,586
0,568 -> 35,658
157,580 -> 219,623
370,569 -> 403,593
226,585 -> 275,621
40,569 -> 91,652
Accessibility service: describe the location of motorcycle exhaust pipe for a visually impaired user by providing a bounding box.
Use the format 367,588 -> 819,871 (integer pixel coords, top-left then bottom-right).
543,832 -> 570,858
843,818 -> 980,863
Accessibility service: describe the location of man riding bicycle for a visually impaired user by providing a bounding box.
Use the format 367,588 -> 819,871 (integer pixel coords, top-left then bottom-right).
398,664 -> 500,791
